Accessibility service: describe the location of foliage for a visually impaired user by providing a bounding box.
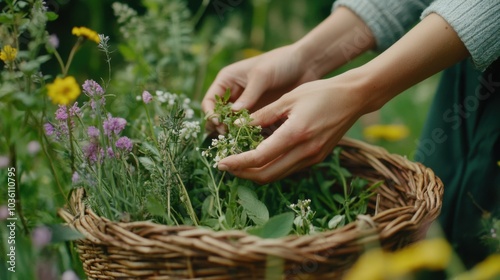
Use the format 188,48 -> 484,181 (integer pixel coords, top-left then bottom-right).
1,1 -> 498,279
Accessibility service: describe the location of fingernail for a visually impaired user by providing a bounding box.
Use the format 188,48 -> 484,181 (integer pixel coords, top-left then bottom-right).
231,101 -> 245,111
212,117 -> 220,126
218,164 -> 229,171
216,125 -> 226,135
233,117 -> 245,126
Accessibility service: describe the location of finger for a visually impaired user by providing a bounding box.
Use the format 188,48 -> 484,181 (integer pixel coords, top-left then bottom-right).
202,76 -> 244,115
218,119 -> 300,171
231,75 -> 269,111
224,144 -> 312,183
249,96 -> 288,127
224,133 -> 340,184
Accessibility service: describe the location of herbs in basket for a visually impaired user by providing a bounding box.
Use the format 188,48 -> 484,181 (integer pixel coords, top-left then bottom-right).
46,82 -> 381,237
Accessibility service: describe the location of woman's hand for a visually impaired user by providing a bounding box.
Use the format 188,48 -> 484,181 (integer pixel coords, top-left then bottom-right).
217,13 -> 469,184
217,72 -> 370,184
202,45 -> 318,133
202,7 -> 376,134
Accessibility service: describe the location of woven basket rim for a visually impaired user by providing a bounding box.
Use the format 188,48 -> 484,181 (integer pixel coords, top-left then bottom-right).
58,137 -> 444,278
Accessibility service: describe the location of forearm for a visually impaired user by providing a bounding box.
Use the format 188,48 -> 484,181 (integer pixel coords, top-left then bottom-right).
351,13 -> 470,114
293,7 -> 375,78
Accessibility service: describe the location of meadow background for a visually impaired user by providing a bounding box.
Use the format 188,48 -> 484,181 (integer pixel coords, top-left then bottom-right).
0,0 -> 439,278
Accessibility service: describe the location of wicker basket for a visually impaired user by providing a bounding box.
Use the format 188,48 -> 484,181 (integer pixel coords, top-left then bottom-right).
59,138 -> 443,279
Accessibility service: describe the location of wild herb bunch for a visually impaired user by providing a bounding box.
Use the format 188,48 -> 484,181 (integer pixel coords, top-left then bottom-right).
44,84 -> 202,225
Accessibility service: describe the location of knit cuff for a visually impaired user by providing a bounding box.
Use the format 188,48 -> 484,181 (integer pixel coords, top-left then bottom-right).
333,0 -> 430,52
421,0 -> 500,71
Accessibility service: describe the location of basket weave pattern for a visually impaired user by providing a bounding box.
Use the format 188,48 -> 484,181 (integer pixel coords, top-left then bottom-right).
59,138 -> 443,279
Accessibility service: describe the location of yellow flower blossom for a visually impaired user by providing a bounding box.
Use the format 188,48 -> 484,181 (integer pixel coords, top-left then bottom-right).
47,76 -> 81,105
455,254 -> 500,280
363,124 -> 410,141
0,45 -> 18,63
72,26 -> 100,44
497,161 -> 500,167
344,239 -> 452,280
241,48 -> 263,59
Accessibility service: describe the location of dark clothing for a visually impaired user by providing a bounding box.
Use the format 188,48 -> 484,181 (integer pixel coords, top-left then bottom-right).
417,58 -> 500,268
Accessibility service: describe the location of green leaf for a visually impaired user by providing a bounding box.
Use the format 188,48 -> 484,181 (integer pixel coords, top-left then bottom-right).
333,194 -> 345,205
225,207 -> 234,228
223,88 -> 231,103
351,177 -> 368,192
12,92 -> 36,108
146,195 -> 167,218
139,157 -> 155,171
47,224 -> 85,242
237,185 -> 269,226
0,14 -> 14,24
141,142 -> 160,158
328,215 -> 345,229
248,212 -> 294,239
202,195 -> 216,218
46,12 -> 59,21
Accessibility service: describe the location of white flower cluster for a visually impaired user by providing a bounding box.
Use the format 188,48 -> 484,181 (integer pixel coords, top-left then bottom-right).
290,199 -> 315,234
201,134 -> 238,168
157,90 -> 195,119
112,2 -> 141,40
178,120 -> 200,140
135,90 -> 195,120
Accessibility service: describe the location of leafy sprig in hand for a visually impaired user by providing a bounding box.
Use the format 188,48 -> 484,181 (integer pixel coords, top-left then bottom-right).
202,89 -> 264,168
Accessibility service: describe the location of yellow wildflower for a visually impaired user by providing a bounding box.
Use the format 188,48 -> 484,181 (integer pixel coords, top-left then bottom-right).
0,45 -> 18,63
47,76 -> 81,105
363,124 -> 410,141
241,48 -> 263,59
344,239 -> 452,280
455,254 -> 500,280
497,161 -> 500,167
72,26 -> 100,44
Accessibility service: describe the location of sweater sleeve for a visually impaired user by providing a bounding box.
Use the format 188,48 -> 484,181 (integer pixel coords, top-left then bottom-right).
333,0 -> 434,51
421,0 -> 500,71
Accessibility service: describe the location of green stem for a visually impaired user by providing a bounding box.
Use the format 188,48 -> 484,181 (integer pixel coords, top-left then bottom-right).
66,106 -> 76,173
191,0 -> 210,27
165,151 -> 199,226
63,38 -> 83,77
9,144 -> 29,234
144,105 -> 157,145
53,49 -> 66,74
39,119 -> 68,203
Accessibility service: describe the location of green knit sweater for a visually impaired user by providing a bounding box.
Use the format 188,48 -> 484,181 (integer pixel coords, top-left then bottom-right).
333,0 -> 500,71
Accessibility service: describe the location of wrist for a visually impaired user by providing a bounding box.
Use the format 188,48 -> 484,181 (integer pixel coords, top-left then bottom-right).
293,7 -> 375,78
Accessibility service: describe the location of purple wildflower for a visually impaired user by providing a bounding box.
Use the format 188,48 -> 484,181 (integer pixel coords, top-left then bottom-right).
142,90 -> 153,104
116,136 -> 133,153
89,98 -> 106,111
72,172 -> 80,184
48,34 -> 59,49
61,270 -> 80,280
82,80 -> 104,96
55,105 -> 68,121
83,142 -> 99,164
0,156 -> 8,169
32,226 -> 52,248
87,126 -> 99,138
0,205 -> 8,221
107,147 -> 115,158
69,102 -> 81,118
44,123 -> 55,136
103,115 -> 127,136
27,141 -> 41,155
